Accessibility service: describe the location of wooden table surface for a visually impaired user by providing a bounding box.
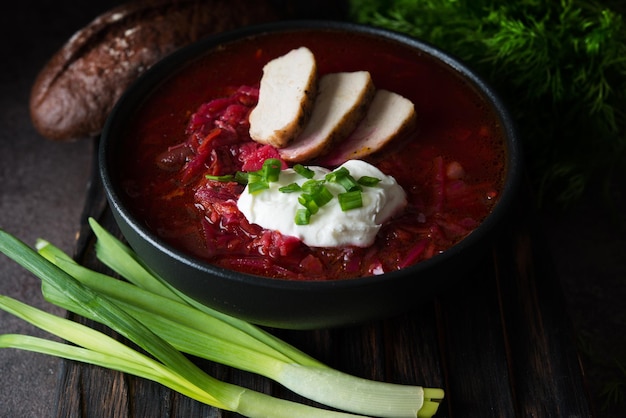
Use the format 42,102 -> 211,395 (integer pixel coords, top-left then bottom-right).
0,1 -> 599,417
51,142 -> 593,417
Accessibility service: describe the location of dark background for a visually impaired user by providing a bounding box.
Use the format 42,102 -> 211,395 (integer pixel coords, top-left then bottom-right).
0,2 -> 125,416
1,1 -> 624,416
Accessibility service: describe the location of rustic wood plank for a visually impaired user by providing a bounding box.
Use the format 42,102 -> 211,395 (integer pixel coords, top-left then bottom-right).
493,197 -> 593,417
436,259 -> 516,418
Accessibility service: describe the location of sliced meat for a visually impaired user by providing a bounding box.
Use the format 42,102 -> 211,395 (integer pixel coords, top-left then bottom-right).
248,47 -> 317,148
321,90 -> 417,166
279,71 -> 375,162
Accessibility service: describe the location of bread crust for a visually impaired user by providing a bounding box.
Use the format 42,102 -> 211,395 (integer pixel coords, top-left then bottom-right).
29,0 -> 287,141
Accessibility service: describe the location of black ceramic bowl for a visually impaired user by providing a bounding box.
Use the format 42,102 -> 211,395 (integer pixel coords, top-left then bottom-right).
100,21 -> 522,330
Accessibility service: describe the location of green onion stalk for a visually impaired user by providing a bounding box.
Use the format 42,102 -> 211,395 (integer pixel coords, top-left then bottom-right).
0,219 -> 444,418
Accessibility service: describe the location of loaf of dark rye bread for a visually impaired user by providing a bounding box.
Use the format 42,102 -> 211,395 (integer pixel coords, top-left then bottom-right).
29,0 -> 297,141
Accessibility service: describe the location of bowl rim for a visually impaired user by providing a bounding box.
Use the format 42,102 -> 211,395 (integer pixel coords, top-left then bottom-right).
100,19 -> 523,292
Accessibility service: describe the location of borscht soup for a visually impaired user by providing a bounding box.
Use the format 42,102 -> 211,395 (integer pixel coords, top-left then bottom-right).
116,28 -> 506,281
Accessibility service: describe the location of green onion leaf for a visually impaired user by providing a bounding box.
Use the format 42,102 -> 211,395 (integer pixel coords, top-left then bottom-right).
204,172 -> 249,184
247,171 -> 262,183
338,190 -> 363,211
301,179 -> 324,194
357,176 -> 381,187
325,166 -> 349,180
279,183 -> 302,193
247,171 -> 268,194
248,180 -> 269,194
294,208 -> 311,225
294,164 -> 315,179
0,297 -> 374,417
245,158 -> 283,194
261,158 -> 282,182
0,230 -> 239,412
205,174 -> 235,182
234,171 -> 249,185
0,301 -> 225,407
86,219 -> 324,368
0,222 -> 445,418
298,194 -> 320,215
326,167 -> 361,192
312,185 -> 334,207
300,180 -> 333,207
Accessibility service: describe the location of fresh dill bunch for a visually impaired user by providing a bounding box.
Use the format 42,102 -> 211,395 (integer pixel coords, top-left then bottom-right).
349,0 -> 626,209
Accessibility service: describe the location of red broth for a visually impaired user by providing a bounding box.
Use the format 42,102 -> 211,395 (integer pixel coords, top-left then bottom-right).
118,29 -> 506,281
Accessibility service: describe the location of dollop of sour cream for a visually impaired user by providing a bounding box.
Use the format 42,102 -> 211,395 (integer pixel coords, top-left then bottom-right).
237,160 -> 407,248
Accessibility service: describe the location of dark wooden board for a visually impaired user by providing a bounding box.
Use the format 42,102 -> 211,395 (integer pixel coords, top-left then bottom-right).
52,141 -> 592,417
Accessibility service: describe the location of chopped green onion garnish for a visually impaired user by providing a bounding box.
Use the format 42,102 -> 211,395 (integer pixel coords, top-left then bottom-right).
301,179 -> 324,194
326,167 -> 361,192
205,174 -> 235,182
357,176 -> 381,187
279,183 -> 302,193
234,171 -> 249,185
204,158 -> 284,187
293,164 -> 315,179
243,158 -> 285,194
325,167 -> 349,182
338,190 -> 363,211
247,171 -> 262,183
338,176 -> 361,192
248,180 -> 269,194
261,158 -> 282,182
312,185 -> 333,207
204,171 -> 249,185
247,171 -> 268,194
301,180 -> 332,205
298,194 -> 320,214
294,209 -> 311,225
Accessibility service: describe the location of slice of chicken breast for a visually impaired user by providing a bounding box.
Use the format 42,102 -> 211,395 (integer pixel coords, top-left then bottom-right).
279,71 -> 375,162
321,90 -> 417,166
249,47 -> 317,148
